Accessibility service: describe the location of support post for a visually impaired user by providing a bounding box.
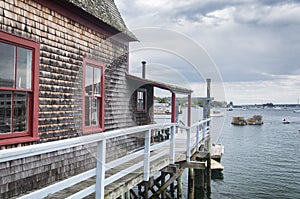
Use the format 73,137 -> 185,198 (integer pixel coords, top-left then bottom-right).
144,185 -> 149,199
206,156 -> 211,193
170,125 -> 175,164
161,172 -> 166,198
206,78 -> 212,193
195,168 -> 205,199
196,124 -> 199,151
206,78 -> 211,118
95,140 -> 106,199
177,174 -> 182,199
171,92 -> 176,123
144,130 -> 151,181
201,123 -> 205,151
188,168 -> 195,199
187,94 -> 191,127
186,128 -> 191,162
170,174 -> 175,198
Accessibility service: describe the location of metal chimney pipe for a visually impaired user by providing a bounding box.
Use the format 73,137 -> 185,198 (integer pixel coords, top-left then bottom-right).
141,61 -> 146,78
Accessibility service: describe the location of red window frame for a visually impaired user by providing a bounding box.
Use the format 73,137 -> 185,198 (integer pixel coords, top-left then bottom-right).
0,31 -> 40,146
137,89 -> 147,112
82,58 -> 105,134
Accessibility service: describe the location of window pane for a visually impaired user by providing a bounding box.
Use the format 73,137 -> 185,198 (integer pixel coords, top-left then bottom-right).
85,66 -> 93,95
17,47 -> 32,90
85,96 -> 91,126
13,92 -> 28,132
94,67 -> 101,96
137,91 -> 144,109
91,97 -> 98,126
0,42 -> 15,88
0,91 -> 12,133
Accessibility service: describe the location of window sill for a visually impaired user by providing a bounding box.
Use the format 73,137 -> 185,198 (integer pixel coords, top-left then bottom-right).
83,127 -> 105,135
0,136 -> 40,146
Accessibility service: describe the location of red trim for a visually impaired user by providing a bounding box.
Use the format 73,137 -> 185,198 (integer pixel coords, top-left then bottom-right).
33,0 -> 134,44
0,31 -> 40,145
0,137 -> 39,146
171,93 -> 176,123
82,58 -> 105,134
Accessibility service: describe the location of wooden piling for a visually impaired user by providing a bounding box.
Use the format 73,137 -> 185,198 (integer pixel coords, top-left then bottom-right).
195,166 -> 205,191
161,172 -> 166,198
177,174 -> 182,199
188,168 -> 195,199
170,174 -> 175,198
206,154 -> 212,193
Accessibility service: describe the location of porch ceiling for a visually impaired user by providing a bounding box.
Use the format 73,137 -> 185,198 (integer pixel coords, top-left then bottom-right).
126,74 -> 193,95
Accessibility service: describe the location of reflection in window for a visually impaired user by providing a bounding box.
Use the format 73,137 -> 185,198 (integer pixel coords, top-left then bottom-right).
0,42 -> 15,88
85,66 -> 93,95
17,47 -> 32,89
84,64 -> 102,127
137,89 -> 146,111
0,41 -> 32,135
0,91 -> 12,133
13,92 -> 28,132
94,67 -> 101,96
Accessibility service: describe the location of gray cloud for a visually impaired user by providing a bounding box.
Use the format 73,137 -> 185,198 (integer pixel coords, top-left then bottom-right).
115,0 -> 300,103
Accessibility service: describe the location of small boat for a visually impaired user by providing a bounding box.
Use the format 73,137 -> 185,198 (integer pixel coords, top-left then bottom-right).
231,116 -> 247,125
211,110 -> 224,117
227,106 -> 233,111
246,115 -> 263,125
282,118 -> 290,124
293,110 -> 300,113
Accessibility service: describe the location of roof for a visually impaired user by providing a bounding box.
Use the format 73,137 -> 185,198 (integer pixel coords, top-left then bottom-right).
65,0 -> 137,41
126,74 -> 193,95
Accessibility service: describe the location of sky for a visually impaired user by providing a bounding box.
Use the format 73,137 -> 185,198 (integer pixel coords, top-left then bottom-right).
114,0 -> 300,105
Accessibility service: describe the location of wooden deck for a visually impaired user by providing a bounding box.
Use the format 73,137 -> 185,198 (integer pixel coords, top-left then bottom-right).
10,120 -> 214,199
44,130 -> 206,198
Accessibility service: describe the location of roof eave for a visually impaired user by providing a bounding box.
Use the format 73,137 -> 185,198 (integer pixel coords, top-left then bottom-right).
126,74 -> 193,95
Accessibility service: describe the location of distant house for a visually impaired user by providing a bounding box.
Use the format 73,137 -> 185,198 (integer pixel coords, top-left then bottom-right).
0,0 -> 192,198
154,100 -> 171,114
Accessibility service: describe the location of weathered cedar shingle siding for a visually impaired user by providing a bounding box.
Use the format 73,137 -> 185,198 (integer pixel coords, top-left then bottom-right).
0,0 -> 148,198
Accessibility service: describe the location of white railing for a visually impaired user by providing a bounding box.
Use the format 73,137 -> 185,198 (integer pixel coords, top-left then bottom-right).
0,119 -> 211,199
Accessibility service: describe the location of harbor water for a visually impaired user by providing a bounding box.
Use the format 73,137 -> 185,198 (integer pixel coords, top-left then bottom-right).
155,107 -> 300,199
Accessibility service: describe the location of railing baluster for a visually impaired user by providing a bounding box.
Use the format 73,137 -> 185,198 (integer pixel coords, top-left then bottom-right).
169,125 -> 175,164
144,129 -> 151,181
186,128 -> 191,162
202,122 -> 206,146
95,140 -> 106,199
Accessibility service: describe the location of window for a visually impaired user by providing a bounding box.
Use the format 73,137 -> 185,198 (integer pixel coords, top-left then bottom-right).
0,31 -> 40,145
83,58 -> 105,133
137,89 -> 147,111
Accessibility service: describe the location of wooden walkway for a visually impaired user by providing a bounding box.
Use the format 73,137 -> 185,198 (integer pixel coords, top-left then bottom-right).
44,130 -> 205,198
11,120 -> 214,199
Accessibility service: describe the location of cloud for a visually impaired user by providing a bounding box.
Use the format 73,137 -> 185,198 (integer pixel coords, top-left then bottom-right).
115,0 -> 300,103
224,75 -> 300,104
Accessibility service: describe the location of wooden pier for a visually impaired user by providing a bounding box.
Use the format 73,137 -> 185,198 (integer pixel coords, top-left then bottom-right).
0,119 -> 220,199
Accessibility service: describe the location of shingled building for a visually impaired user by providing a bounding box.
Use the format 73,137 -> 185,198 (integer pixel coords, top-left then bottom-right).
0,0 -> 142,197
0,0 -> 192,198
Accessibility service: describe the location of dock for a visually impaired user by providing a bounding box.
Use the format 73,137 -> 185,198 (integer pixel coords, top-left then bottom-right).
5,119 -> 221,199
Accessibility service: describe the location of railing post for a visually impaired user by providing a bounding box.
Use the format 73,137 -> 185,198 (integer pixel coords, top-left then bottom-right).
144,129 -> 151,181
186,128 -> 191,162
202,123 -> 206,147
169,125 -> 175,164
196,124 -> 199,152
95,139 -> 106,199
